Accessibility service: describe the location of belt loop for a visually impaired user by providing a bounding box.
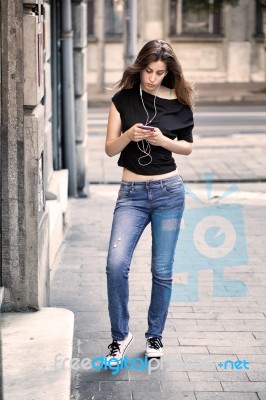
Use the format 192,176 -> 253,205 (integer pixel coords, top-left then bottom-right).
160,180 -> 164,189
131,182 -> 134,191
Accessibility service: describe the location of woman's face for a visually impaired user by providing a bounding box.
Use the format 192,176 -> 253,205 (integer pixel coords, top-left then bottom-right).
140,60 -> 167,94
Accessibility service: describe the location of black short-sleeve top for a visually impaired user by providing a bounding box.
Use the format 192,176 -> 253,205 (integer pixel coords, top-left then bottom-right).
112,85 -> 194,176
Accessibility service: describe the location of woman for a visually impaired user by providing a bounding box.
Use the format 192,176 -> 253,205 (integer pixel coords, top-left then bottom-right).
105,39 -> 195,365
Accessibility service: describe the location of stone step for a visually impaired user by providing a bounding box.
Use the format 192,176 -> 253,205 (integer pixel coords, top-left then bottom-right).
1,307 -> 74,400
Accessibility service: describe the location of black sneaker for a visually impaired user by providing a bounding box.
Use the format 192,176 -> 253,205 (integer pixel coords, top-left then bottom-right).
105,332 -> 134,366
145,337 -> 163,358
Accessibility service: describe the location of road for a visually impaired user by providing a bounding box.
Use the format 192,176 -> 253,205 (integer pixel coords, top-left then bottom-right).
86,105 -> 266,184
87,105 -> 266,138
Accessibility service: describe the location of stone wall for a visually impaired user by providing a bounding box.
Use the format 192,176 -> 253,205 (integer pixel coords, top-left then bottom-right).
1,0 -> 68,311
1,0 -> 28,310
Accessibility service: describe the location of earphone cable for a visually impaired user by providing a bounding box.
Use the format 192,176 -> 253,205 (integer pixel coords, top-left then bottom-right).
137,84 -> 161,166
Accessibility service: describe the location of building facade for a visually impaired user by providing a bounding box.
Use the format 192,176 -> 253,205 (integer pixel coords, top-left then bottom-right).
0,0 -> 87,311
87,0 -> 265,86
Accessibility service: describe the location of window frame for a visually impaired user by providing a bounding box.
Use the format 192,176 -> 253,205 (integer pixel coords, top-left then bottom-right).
169,0 -> 223,38
254,0 -> 265,39
87,0 -> 95,37
104,0 -> 124,38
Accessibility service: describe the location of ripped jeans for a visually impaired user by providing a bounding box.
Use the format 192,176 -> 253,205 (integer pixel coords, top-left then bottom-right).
106,175 -> 185,341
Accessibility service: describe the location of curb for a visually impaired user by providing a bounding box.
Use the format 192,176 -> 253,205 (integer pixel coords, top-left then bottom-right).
87,84 -> 266,108
88,96 -> 266,108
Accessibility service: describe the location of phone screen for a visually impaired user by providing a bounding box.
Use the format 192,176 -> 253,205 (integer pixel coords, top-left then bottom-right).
141,125 -> 155,131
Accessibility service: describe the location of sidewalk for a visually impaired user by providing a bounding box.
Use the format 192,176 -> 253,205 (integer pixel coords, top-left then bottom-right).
87,82 -> 266,107
87,132 -> 266,184
49,126 -> 266,399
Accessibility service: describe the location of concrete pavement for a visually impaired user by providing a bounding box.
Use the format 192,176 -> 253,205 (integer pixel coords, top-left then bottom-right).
86,129 -> 266,184
50,180 -> 266,400
49,106 -> 266,399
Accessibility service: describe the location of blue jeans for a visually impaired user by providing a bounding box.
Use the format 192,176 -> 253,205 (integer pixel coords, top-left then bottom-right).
106,175 -> 185,341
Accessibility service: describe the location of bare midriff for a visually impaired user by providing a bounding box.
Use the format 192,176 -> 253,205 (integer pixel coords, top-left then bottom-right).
122,168 -> 178,182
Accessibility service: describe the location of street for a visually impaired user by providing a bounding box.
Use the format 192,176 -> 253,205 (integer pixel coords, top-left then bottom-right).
86,105 -> 266,184
87,105 -> 266,138
193,106 -> 266,137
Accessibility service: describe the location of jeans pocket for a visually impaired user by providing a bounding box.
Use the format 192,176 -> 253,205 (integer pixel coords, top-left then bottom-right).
163,178 -> 184,196
118,186 -> 133,199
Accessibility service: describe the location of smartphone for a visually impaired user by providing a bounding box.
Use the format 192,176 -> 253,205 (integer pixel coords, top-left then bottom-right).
141,125 -> 155,131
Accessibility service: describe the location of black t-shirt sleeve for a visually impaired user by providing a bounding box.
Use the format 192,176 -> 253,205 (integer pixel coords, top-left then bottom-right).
178,125 -> 194,142
177,106 -> 194,143
112,90 -> 125,115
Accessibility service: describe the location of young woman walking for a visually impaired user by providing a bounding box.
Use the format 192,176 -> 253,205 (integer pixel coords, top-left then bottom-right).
105,39 -> 195,365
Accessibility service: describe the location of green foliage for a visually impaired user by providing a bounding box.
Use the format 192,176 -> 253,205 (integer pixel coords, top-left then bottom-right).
184,0 -> 239,12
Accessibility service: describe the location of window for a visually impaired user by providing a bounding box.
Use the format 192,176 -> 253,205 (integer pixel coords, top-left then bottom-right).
170,0 -> 222,36
255,0 -> 265,37
87,0 -> 94,35
105,0 -> 124,36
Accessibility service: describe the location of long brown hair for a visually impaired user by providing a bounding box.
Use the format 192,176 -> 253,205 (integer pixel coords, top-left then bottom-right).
116,39 -> 195,109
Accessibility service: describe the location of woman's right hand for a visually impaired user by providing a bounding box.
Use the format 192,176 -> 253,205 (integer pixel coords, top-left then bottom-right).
126,124 -> 153,142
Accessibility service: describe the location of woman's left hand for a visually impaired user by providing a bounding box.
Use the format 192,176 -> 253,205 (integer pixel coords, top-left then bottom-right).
145,128 -> 165,147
